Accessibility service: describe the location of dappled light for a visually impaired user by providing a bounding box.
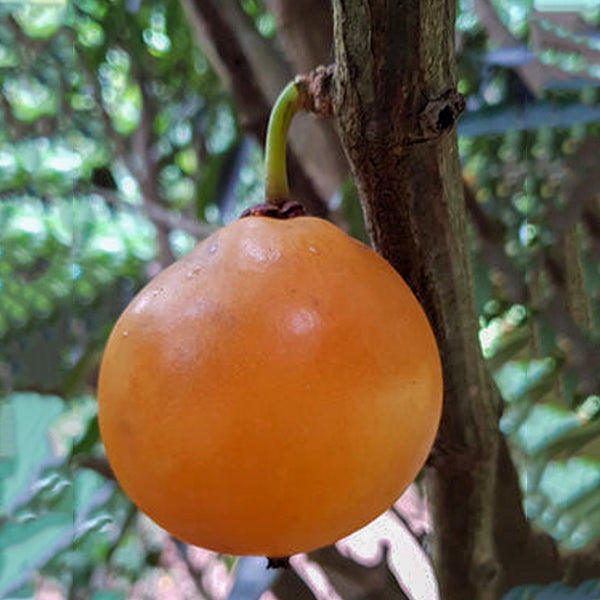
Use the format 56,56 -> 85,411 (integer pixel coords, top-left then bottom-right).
1,0 -> 599,599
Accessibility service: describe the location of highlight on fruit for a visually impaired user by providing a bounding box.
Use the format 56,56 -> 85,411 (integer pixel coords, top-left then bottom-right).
97,77 -> 443,559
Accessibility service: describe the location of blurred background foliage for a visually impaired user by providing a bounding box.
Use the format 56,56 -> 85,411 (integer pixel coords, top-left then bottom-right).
0,0 -> 599,598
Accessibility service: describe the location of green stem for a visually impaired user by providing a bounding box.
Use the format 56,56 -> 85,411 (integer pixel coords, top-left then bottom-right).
265,80 -> 302,203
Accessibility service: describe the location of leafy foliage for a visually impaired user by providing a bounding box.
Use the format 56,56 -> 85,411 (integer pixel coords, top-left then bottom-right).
0,0 -> 599,598
502,579 -> 600,600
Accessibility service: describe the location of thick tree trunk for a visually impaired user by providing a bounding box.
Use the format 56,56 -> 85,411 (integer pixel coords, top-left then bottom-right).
330,0 -> 600,595
330,1 -> 513,598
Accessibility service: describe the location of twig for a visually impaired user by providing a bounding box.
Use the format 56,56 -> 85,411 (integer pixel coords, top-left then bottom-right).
389,504 -> 428,548
105,503 -> 138,563
173,539 -> 217,600
93,187 -> 216,239
472,0 -> 546,94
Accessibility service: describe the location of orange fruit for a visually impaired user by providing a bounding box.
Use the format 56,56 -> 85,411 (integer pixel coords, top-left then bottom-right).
97,215 -> 442,556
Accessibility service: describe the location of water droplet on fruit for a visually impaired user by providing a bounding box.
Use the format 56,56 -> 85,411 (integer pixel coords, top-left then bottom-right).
308,246 -> 318,254
122,331 -> 129,337
186,266 -> 202,279
241,238 -> 280,266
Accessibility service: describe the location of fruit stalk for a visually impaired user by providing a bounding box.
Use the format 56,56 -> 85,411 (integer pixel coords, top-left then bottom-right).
264,79 -> 302,204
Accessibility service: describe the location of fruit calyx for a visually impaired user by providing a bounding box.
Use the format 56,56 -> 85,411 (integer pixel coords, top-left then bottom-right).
266,556 -> 291,569
239,200 -> 306,220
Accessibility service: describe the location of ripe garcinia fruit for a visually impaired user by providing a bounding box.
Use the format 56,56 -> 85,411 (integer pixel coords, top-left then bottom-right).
97,77 -> 443,558
98,214 -> 442,556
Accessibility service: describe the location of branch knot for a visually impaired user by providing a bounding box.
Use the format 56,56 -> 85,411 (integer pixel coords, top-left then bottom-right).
295,64 -> 335,118
418,89 -> 466,138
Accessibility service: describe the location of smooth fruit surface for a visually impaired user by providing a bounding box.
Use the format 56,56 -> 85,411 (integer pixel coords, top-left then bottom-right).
97,216 -> 443,556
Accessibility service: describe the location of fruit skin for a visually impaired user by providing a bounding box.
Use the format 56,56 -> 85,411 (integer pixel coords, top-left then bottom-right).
97,215 -> 443,556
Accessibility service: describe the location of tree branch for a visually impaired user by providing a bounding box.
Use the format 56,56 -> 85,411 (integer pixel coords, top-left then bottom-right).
264,0 -> 349,189
562,540 -> 600,584
309,545 -> 410,600
271,568 -> 319,600
331,1 -> 508,597
179,0 -> 344,214
472,0 -> 549,95
95,187 -> 216,239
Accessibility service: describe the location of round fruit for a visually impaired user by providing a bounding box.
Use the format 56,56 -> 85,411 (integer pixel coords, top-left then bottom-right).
97,215 -> 442,556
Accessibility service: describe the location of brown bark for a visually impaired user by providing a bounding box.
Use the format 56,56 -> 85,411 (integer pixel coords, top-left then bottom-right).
309,546 -> 410,600
328,0 -> 600,595
329,1 -> 554,597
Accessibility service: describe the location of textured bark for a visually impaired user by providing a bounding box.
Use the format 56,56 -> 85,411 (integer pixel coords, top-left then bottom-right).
330,1 -> 516,598
330,0 -> 600,594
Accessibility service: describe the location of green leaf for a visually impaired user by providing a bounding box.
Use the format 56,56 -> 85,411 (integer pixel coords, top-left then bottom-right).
553,485 -> 600,542
13,4 -> 67,38
502,579 -> 600,599
484,323 -> 531,371
515,404 -> 579,456
3,77 -> 58,122
0,394 -> 64,513
91,592 -> 126,600
0,512 -> 72,597
539,458 -> 600,510
0,402 -> 16,480
70,416 -> 100,458
540,419 -> 600,461
341,177 -> 367,243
